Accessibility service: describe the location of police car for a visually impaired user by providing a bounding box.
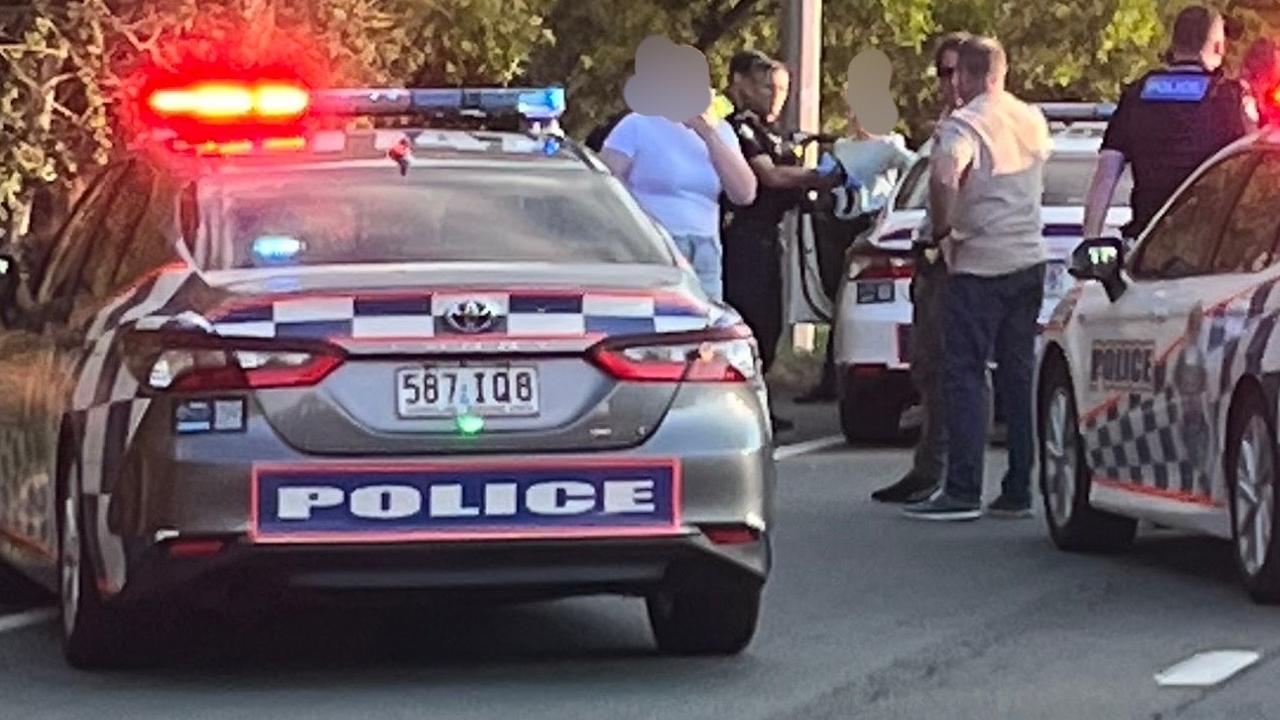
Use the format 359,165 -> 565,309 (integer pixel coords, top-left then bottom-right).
825,104 -> 1134,442
1040,124 -> 1280,603
0,80 -> 775,667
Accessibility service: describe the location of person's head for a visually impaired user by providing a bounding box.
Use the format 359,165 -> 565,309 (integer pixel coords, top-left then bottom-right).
1166,5 -> 1226,70
933,32 -> 970,110
953,36 -> 1007,105
727,50 -> 778,116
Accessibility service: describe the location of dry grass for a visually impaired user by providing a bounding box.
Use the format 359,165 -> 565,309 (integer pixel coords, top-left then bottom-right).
766,325 -> 829,393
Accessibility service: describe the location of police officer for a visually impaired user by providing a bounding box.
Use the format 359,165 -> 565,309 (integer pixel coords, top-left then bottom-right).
1083,5 -> 1255,241
721,51 -> 850,434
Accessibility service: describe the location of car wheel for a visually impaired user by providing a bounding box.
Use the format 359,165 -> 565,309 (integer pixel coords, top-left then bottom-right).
1225,389 -> 1280,604
839,380 -> 902,444
646,579 -> 761,656
59,453 -> 141,670
1038,362 -> 1137,553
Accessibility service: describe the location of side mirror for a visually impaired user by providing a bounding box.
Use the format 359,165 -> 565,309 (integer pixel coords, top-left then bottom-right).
1070,237 -> 1126,302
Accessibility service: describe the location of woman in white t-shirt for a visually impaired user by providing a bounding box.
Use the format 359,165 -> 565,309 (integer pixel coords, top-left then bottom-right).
599,107 -> 757,301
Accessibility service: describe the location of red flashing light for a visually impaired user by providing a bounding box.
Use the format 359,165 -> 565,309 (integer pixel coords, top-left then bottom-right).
147,81 -> 311,123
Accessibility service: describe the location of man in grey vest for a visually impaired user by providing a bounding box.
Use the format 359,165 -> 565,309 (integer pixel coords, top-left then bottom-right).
903,36 -> 1051,521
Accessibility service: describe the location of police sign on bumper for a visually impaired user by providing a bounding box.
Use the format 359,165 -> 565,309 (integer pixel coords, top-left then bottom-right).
251,461 -> 681,541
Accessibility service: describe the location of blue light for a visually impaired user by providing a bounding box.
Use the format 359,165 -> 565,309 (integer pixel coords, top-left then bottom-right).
314,87 -> 567,121
543,136 -> 562,156
252,235 -> 304,264
518,88 -> 567,120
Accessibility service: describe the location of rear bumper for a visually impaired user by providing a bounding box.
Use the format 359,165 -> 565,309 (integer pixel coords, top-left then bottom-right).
115,532 -> 770,607
832,280 -> 913,371
95,382 -> 775,604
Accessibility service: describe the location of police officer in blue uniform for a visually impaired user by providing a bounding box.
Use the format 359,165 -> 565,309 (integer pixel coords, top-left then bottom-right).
1083,5 -> 1255,241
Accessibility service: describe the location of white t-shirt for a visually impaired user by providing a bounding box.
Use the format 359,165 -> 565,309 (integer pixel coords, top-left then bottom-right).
603,112 -> 743,238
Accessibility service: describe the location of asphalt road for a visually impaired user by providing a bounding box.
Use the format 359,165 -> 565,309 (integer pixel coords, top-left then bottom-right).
3,406 -> 1280,719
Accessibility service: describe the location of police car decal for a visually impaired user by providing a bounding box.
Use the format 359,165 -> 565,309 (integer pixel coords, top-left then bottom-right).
251,460 -> 681,542
1089,339 -> 1156,393
1075,280 -> 1280,506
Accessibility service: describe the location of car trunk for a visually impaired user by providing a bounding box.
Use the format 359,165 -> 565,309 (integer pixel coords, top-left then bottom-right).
202,262 -> 705,455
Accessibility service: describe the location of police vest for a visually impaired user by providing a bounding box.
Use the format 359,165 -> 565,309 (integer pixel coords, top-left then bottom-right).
723,109 -> 803,231
1112,66 -> 1249,234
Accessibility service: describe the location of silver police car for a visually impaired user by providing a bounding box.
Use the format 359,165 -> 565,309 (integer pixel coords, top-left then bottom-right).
0,85 -> 775,667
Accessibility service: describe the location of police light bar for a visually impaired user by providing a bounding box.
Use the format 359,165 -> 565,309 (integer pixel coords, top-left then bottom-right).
1036,102 -> 1116,122
310,87 -> 567,121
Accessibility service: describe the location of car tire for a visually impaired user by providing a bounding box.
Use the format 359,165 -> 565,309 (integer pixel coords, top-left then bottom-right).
647,579 -> 761,656
839,381 -> 902,444
1225,388 -> 1280,604
1038,361 -> 1137,553
59,452 -> 144,670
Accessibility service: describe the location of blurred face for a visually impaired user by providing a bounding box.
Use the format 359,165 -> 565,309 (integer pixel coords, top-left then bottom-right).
1203,17 -> 1226,71
936,49 -> 959,109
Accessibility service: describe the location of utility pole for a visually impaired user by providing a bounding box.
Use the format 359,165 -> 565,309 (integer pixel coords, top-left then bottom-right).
781,0 -> 822,144
781,0 -> 823,352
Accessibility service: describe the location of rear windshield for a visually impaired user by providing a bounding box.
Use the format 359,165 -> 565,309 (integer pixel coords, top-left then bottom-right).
893,153 -> 1134,209
188,166 -> 674,270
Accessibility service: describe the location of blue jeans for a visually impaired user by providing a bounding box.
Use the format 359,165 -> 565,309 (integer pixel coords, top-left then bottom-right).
672,234 -> 723,302
943,263 -> 1045,505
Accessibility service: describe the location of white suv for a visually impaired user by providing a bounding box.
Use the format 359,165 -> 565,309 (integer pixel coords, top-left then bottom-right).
829,105 -> 1133,443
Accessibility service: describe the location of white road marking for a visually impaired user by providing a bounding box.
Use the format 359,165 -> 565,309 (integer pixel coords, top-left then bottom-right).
774,435 -> 845,461
0,608 -> 57,635
1154,650 -> 1261,687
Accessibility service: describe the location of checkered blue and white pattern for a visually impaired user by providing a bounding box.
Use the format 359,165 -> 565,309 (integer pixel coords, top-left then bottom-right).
1084,388 -> 1216,497
1080,277 -> 1280,506
168,292 -> 716,340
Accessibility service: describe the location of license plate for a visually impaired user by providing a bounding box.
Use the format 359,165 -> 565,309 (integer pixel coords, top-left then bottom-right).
1044,260 -> 1068,297
396,366 -> 539,418
251,461 -> 681,542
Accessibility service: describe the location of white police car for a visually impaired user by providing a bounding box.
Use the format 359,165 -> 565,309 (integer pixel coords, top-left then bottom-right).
1040,125 -> 1280,602
828,104 -> 1133,442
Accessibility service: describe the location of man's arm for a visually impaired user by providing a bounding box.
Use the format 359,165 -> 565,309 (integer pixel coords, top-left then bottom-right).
747,154 -> 840,190
928,124 -> 973,244
1082,150 -> 1126,238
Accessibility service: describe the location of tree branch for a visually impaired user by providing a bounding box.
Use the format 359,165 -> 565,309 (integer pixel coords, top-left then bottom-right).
692,0 -> 768,52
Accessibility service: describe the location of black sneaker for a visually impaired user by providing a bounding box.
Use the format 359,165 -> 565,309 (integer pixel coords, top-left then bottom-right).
901,495 -> 981,522
986,495 -> 1033,519
871,475 -> 939,504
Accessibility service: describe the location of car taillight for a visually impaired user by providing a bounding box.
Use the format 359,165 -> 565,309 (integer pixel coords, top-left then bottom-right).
856,257 -> 914,280
123,331 -> 344,392
590,326 -> 759,383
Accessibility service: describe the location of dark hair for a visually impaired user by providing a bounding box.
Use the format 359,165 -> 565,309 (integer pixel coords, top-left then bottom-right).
1169,5 -> 1222,58
729,50 -> 776,80
933,31 -> 971,72
957,36 -> 1007,80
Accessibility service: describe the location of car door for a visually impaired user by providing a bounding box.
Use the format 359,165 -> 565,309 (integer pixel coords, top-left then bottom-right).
1074,150 -> 1259,523
0,164 -> 126,576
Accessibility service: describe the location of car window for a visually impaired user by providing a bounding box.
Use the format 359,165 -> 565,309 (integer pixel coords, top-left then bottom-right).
193,167 -> 673,270
107,166 -> 183,293
1130,152 -> 1257,280
893,152 -> 1132,210
1212,153 -> 1280,275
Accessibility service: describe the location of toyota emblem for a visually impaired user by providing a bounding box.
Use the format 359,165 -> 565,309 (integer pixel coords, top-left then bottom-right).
445,299 -> 498,334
